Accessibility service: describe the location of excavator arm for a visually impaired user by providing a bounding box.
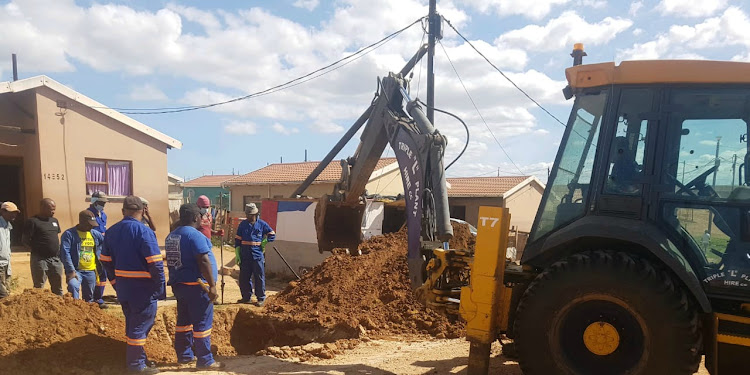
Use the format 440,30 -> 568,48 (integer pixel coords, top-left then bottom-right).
293,70 -> 453,288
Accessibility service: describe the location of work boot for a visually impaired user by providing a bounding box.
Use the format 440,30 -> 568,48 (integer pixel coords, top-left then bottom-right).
198,361 -> 226,369
177,357 -> 196,365
236,298 -> 251,304
98,302 -> 108,309
256,300 -> 265,307
128,367 -> 160,374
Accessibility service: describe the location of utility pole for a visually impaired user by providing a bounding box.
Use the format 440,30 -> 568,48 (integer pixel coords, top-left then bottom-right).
732,154 -> 737,189
426,0 -> 439,124
712,136 -> 721,189
682,161 -> 686,184
707,136 -> 721,235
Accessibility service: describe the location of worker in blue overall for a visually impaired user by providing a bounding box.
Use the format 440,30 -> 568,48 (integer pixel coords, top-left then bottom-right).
88,191 -> 109,308
100,196 -> 165,374
59,210 -> 105,303
165,203 -> 223,369
234,203 -> 275,306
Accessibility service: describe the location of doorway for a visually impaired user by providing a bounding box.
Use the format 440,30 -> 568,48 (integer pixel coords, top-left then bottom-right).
0,157 -> 25,246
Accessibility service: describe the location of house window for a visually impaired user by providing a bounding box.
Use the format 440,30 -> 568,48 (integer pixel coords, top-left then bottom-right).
85,159 -> 132,197
450,205 -> 466,221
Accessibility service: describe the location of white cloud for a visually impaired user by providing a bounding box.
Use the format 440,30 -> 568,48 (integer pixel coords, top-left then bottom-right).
577,0 -> 606,9
272,123 -> 300,135
128,83 -> 168,101
495,11 -> 633,51
656,0 -> 728,18
224,121 -> 257,135
0,0 -> 569,179
458,0 -> 570,20
293,0 -> 320,11
618,7 -> 750,60
312,121 -> 345,134
632,28 -> 643,36
629,1 -> 644,16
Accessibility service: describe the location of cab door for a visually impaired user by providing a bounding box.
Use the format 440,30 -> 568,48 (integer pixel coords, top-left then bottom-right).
595,88 -> 658,221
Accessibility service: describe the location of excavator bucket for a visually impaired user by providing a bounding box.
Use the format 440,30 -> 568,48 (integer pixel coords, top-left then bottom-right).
314,195 -> 365,253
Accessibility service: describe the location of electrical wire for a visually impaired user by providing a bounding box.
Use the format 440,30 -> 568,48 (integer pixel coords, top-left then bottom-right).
415,99 -> 468,170
437,39 -> 525,175
415,25 -> 427,99
442,17 -> 568,129
102,17 -> 426,114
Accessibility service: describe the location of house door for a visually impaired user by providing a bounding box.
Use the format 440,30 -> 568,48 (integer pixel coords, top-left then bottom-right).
0,158 -> 24,245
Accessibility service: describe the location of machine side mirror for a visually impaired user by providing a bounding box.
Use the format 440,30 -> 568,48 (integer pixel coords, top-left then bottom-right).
681,128 -> 690,136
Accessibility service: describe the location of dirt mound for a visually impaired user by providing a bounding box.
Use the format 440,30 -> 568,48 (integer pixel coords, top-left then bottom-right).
0,289 -> 175,375
265,224 -> 468,347
449,221 -> 476,251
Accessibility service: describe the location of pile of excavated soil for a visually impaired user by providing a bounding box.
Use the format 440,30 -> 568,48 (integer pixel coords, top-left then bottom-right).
0,289 -> 175,375
265,223 -> 470,354
0,223 -> 476,370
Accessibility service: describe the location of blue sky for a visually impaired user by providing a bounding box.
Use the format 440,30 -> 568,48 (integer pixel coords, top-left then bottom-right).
1,0 -> 749,184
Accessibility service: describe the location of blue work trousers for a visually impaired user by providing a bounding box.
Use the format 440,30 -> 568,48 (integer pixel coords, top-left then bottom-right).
68,270 -> 97,302
172,283 -> 215,367
94,267 -> 107,304
121,295 -> 158,371
239,250 -> 265,301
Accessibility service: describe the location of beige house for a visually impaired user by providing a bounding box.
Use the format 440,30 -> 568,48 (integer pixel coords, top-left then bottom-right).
447,176 -> 545,232
0,75 -> 182,245
223,157 -> 401,213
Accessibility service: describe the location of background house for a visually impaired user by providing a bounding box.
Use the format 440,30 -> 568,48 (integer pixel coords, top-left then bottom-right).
223,158 -> 401,214
182,174 -> 233,209
0,75 -> 181,246
447,176 -> 545,232
222,158 -> 400,277
168,173 -> 184,225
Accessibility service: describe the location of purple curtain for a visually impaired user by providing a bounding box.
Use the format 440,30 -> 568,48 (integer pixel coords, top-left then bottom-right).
108,162 -> 131,196
85,161 -> 106,195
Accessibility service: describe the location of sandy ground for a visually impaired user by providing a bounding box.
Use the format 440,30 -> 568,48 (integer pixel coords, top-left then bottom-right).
8,246 -> 287,304
160,340 -> 519,375
7,248 -> 711,374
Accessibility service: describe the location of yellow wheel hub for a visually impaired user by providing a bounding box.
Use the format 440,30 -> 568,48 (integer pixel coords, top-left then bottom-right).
583,321 -> 620,356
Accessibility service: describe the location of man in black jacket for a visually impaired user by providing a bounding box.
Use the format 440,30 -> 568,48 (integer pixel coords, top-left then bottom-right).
24,198 -> 63,295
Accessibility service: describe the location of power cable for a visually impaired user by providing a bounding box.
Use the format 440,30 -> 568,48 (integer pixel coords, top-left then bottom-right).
415,99 -> 468,171
442,17 -> 567,129
438,39 -> 525,175
415,23 -> 427,99
100,17 -> 426,114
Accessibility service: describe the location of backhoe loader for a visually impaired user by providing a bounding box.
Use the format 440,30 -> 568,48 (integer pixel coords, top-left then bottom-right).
295,44 -> 750,374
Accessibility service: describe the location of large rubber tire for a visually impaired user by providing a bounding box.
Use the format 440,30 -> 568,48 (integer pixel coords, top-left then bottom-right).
514,250 -> 701,375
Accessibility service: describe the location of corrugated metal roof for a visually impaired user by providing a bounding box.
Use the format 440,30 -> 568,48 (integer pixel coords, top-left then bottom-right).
446,176 -> 529,197
225,158 -> 398,185
183,175 -> 236,187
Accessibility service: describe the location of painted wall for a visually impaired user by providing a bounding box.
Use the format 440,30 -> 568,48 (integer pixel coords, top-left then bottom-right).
228,183 -> 334,211
365,165 -> 403,197
503,182 -> 544,233
448,197 -> 503,228
183,186 -> 229,206
34,87 -> 172,244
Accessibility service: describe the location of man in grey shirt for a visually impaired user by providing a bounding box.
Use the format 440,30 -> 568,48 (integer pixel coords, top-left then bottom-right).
0,202 -> 20,299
